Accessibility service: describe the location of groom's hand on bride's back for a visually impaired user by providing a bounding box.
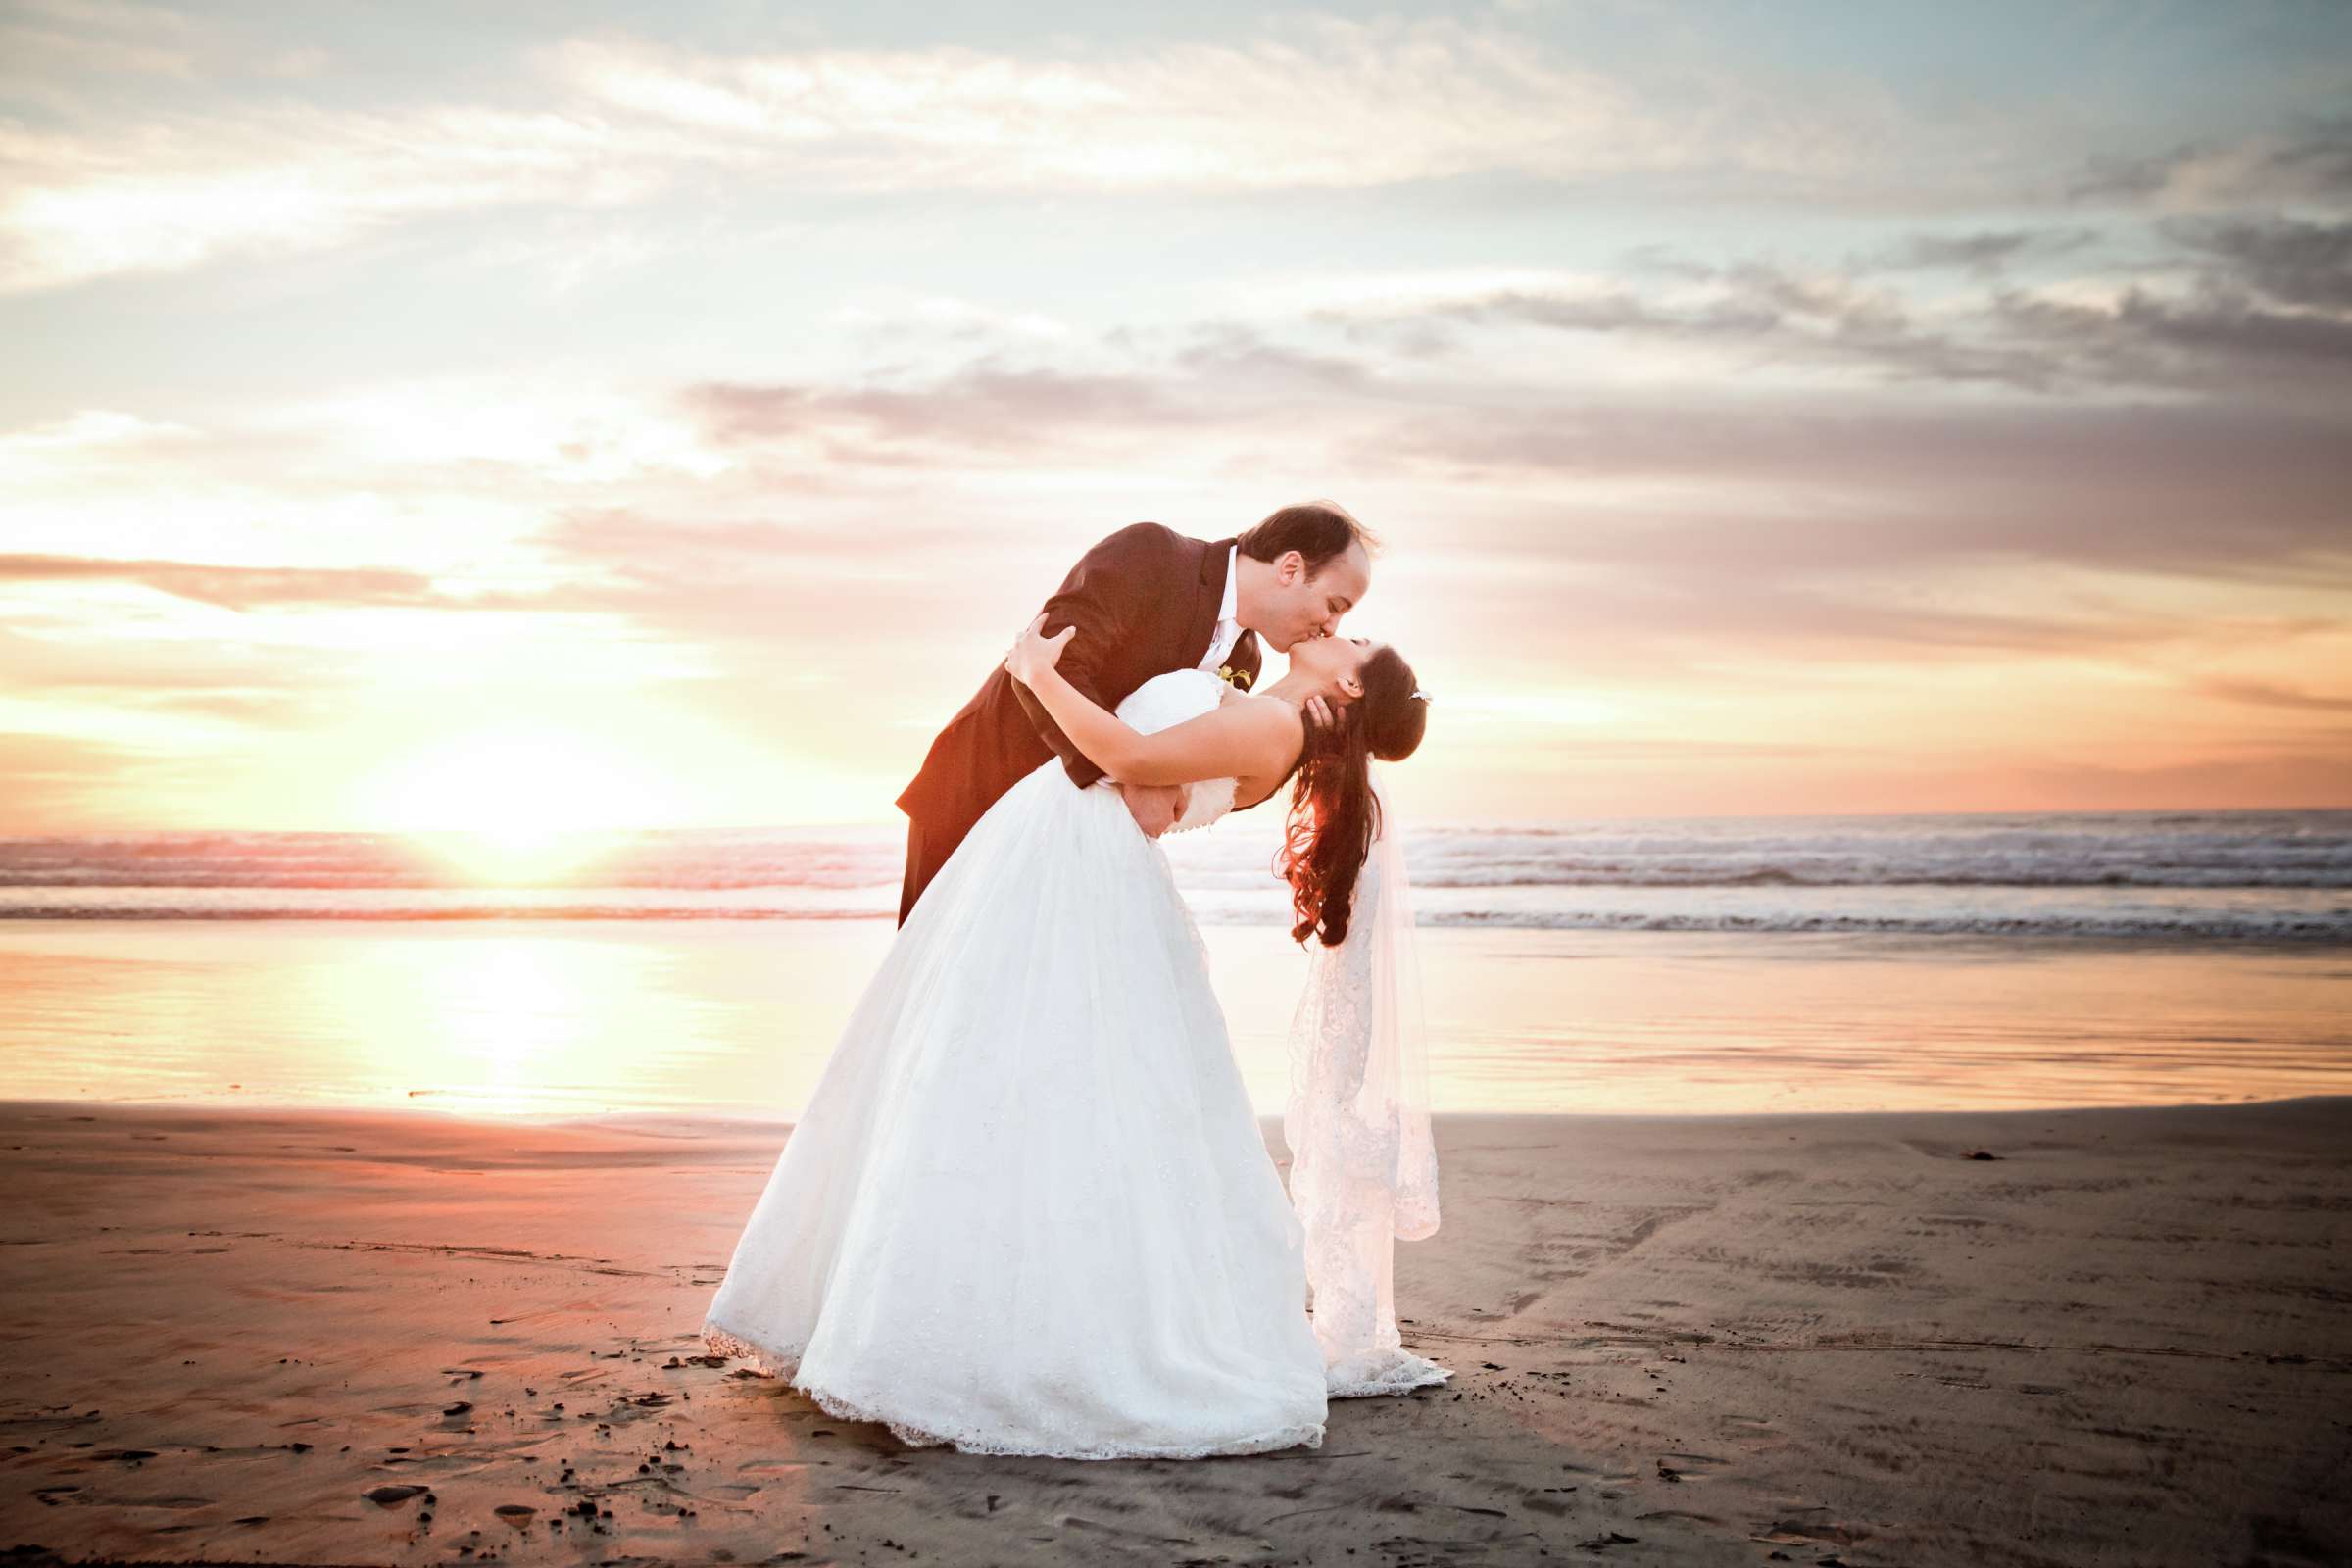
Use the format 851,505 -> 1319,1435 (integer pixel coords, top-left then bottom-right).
1004,527 -> 1154,791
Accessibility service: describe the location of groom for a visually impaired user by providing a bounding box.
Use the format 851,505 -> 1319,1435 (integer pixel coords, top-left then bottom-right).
894,501 -> 1376,925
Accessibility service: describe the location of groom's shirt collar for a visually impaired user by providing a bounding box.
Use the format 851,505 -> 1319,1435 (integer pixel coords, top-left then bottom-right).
1200,543 -> 1243,671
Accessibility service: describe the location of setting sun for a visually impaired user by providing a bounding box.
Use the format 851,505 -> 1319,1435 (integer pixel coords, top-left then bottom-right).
356,728 -> 685,880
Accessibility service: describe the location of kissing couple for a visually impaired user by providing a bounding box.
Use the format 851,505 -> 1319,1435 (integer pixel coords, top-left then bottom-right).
702,501 -> 1448,1458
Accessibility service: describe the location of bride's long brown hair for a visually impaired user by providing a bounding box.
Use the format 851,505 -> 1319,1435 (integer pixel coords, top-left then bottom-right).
1278,645 -> 1426,947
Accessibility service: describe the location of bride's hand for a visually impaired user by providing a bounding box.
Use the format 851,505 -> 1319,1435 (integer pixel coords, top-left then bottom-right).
1004,612 -> 1075,684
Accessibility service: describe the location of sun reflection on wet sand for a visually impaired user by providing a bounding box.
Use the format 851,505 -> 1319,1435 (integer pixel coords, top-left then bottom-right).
407,936 -> 590,1116
0,920 -> 2345,1118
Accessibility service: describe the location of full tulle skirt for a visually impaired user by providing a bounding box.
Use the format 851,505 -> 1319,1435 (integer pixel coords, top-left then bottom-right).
700,760 -> 1329,1458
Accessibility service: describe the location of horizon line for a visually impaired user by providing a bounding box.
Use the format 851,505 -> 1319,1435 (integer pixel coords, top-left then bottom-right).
5,801 -> 2348,839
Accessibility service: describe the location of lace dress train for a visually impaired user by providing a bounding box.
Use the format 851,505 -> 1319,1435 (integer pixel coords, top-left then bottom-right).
1286,768 -> 1452,1396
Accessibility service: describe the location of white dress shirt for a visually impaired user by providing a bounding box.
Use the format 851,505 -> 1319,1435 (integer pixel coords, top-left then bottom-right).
1198,544 -> 1243,672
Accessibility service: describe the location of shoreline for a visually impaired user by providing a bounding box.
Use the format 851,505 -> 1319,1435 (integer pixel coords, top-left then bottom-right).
5,908 -> 2351,950
2,1088 -> 2348,1126
4,1095 -> 2347,1565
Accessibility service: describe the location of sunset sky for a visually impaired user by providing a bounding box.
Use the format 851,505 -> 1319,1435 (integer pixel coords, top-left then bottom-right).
3,0 -> 2347,833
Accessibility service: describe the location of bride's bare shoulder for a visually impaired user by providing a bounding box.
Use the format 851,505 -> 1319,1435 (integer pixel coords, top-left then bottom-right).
1226,690 -> 1304,742
1196,689 -> 1298,747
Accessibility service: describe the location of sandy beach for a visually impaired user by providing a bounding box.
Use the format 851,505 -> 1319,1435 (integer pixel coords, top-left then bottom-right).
2,1096 -> 2346,1567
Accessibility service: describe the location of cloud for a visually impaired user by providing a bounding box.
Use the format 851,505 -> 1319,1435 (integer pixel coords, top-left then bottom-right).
1302,244 -> 2352,399
1984,282 -> 2352,395
539,22 -> 1796,193
2069,113 -> 2352,209
2001,746 -> 2352,812
0,724 -> 161,774
1860,227 -> 2100,277
678,369 -> 1219,465
17,305 -> 2343,659
1425,265 -> 2070,388
515,506 -> 1122,678
1412,550 -> 2335,669
0,726 -> 227,829
0,552 -> 450,611
1354,395 -> 2352,585
0,103 -> 651,293
0,17 -> 1716,293
0,622 -> 311,689
2162,214 -> 2352,311
0,0 -> 199,89
0,645 -> 329,723
472,356 -> 2352,679
0,16 -> 2121,294
0,408 -> 201,469
676,337 -> 1372,469
2191,676 -> 2352,713
652,314 -> 2352,605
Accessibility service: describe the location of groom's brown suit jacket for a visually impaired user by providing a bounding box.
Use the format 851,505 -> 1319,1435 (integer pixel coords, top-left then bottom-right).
894,523 -> 1264,924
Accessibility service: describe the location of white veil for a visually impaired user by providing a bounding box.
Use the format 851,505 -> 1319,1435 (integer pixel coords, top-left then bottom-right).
1282,764 -> 1450,1396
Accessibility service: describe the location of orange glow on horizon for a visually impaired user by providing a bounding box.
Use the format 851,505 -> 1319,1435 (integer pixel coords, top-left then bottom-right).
354,729 -> 681,880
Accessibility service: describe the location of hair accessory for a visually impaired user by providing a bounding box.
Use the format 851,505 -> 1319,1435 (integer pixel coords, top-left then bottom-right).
1410,687 -> 1433,703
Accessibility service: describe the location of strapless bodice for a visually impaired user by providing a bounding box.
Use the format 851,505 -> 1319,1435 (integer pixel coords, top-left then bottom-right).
1104,668 -> 1239,834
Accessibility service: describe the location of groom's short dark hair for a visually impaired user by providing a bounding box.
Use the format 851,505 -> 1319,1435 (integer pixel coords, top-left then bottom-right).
1238,500 -> 1377,576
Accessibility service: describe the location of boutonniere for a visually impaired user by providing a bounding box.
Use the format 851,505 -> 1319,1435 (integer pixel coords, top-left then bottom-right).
1214,663 -> 1253,691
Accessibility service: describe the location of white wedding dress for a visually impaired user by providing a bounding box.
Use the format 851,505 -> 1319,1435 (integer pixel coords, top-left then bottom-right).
701,668 -> 1331,1459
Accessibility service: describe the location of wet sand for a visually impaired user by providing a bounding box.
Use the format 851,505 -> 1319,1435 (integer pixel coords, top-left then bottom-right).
2,1096 -> 2347,1566
8,919 -> 2351,1119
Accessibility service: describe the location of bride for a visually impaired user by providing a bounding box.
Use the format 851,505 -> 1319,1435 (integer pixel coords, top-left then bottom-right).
700,616 -> 1437,1459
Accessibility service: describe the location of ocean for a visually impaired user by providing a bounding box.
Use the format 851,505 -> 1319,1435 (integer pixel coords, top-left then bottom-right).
3,808 -> 2347,942
2,808 -> 2345,1118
